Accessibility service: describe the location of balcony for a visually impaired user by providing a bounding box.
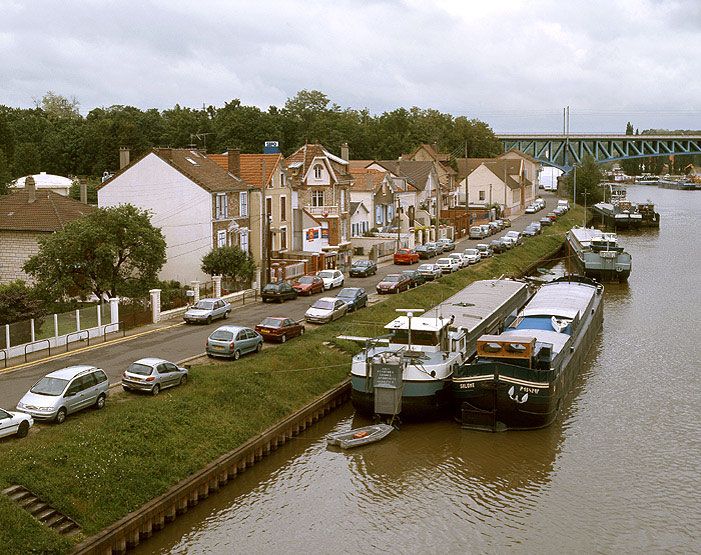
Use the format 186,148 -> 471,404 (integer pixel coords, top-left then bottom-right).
305,205 -> 340,217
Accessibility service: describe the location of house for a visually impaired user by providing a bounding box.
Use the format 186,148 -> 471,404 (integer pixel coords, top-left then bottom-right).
348,168 -> 395,231
98,148 -> 263,285
455,150 -> 540,217
11,172 -> 74,196
0,177 -> 95,284
369,160 -> 439,218
284,143 -> 353,270
209,151 -> 296,253
349,201 -> 370,237
402,143 -> 458,208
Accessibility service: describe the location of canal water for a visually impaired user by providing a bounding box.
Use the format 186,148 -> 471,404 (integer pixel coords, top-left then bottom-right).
134,185 -> 700,554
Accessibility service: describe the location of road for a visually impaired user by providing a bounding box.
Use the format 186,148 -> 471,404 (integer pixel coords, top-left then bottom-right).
0,193 -> 557,408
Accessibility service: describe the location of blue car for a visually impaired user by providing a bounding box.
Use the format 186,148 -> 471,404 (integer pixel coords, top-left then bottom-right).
335,287 -> 368,312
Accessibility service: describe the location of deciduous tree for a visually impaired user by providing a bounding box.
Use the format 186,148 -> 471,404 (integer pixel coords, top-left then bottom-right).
24,205 -> 166,300
201,246 -> 256,289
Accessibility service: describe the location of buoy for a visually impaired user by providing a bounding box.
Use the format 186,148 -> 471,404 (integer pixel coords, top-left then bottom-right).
353,431 -> 369,439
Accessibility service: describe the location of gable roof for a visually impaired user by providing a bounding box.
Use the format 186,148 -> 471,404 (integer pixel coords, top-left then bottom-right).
99,148 -> 249,193
348,160 -> 375,170
0,189 -> 96,232
349,201 -> 369,216
285,144 -> 352,183
208,152 -> 282,188
501,148 -> 539,165
458,158 -> 523,189
406,143 -> 451,162
374,160 -> 435,191
349,168 -> 387,192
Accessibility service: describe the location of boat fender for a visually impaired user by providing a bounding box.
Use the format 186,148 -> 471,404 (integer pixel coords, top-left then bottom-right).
353,431 -> 369,439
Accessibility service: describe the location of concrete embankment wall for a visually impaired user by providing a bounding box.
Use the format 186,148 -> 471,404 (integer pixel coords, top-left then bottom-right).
73,381 -> 351,554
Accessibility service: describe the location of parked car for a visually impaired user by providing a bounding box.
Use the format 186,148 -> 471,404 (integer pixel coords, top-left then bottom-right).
546,212 -> 558,221
557,199 -> 570,211
540,216 -> 554,226
122,358 -> 188,396
417,263 -> 443,280
349,259 -> 378,277
476,243 -> 493,258
335,287 -> 368,311
317,269 -> 345,290
401,269 -> 427,287
494,219 -> 505,230
479,224 -> 492,237
463,248 -> 481,264
255,316 -> 305,343
489,239 -> 506,254
502,219 -> 512,228
553,207 -> 566,216
376,273 -> 412,294
522,226 -> 538,237
436,257 -> 460,273
305,297 -> 349,323
393,248 -> 420,265
448,252 -> 469,268
206,325 -> 263,359
292,275 -> 325,296
183,298 -> 231,324
436,238 -> 456,252
504,230 -> 523,245
488,221 -> 500,234
525,223 -> 541,235
0,407 -> 33,439
261,281 -> 298,303
530,221 -> 542,232
525,204 -> 538,214
414,244 -> 432,259
469,226 -> 487,239
17,366 -> 109,424
424,242 -> 442,255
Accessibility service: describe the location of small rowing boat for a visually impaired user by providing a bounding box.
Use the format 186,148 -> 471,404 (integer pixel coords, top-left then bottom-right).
326,424 -> 394,449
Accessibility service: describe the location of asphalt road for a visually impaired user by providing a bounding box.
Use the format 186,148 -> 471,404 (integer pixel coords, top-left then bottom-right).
0,192 -> 558,409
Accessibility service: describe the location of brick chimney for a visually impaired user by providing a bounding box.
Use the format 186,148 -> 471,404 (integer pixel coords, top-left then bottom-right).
228,148 -> 241,177
26,176 -> 36,203
119,147 -> 130,169
341,142 -> 349,161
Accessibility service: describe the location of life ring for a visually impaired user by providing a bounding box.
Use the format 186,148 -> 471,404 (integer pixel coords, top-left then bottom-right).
353,431 -> 369,439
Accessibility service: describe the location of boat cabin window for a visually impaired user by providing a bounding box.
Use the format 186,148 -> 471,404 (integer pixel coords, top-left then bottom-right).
390,329 -> 439,346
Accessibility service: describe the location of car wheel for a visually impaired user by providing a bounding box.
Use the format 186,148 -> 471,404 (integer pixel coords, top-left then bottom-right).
122,385 -> 131,391
224,311 -> 230,319
233,350 -> 241,360
55,408 -> 67,424
180,375 -> 187,386
151,384 -> 160,396
256,342 -> 263,353
340,280 -> 344,287
206,316 -> 212,325
95,393 -> 106,410
281,334 -> 287,343
16,421 -> 29,438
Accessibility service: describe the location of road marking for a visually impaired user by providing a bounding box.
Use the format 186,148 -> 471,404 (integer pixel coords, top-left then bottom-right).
0,322 -> 186,376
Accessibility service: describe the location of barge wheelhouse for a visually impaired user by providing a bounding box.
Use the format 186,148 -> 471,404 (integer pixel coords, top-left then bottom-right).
452,276 -> 604,431
567,227 -> 631,282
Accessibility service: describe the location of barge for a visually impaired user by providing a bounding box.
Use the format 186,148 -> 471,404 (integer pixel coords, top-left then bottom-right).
566,227 -> 631,282
452,276 -> 604,431
350,279 -> 531,419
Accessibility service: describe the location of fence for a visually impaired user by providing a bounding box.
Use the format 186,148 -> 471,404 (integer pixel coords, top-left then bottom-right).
120,299 -> 152,331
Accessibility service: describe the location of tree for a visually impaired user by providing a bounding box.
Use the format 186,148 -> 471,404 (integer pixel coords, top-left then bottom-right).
0,149 -> 11,194
201,246 -> 256,289
24,205 -> 166,300
620,122 -> 641,176
36,91 -> 81,120
563,154 -> 604,206
0,281 -> 44,325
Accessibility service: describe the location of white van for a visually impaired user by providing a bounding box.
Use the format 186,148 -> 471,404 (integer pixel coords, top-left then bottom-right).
557,199 -> 570,212
469,226 -> 486,239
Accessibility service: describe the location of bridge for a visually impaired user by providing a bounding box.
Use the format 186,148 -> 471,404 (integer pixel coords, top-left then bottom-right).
498,134 -> 701,171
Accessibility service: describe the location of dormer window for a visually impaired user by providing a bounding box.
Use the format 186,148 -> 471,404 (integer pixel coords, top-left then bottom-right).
313,164 -> 323,179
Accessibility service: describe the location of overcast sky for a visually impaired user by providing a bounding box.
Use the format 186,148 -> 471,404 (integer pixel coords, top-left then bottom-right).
1,0 -> 699,133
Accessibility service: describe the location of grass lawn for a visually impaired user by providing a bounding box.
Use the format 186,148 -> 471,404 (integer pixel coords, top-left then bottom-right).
0,208 -> 582,554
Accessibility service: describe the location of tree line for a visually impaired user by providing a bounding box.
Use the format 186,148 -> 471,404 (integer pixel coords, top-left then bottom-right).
0,89 -> 503,190
619,121 -> 701,176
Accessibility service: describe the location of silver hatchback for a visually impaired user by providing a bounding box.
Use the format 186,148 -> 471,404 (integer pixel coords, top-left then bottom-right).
17,365 -> 109,424
122,358 -> 189,396
183,298 -> 231,324
206,325 -> 263,360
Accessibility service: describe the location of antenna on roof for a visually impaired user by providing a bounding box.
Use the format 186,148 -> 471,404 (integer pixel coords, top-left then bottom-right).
189,132 -> 213,151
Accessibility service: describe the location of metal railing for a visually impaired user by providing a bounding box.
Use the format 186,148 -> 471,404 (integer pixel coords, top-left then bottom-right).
65,330 -> 90,352
24,339 -> 51,363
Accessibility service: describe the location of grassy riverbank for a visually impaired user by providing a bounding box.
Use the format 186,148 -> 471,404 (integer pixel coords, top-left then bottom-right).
0,208 -> 582,554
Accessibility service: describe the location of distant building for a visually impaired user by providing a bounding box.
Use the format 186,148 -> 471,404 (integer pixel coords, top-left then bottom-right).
11,172 -> 75,196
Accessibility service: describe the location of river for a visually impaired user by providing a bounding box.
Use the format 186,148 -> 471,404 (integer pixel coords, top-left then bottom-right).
134,185 -> 700,554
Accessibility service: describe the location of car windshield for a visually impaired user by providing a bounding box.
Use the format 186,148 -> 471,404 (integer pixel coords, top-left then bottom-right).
318,271 -> 334,279
210,329 -> 234,341
418,265 -> 432,271
337,288 -> 357,298
401,271 -> 415,276
259,317 -> 283,328
312,300 -> 334,310
127,363 -> 154,376
297,276 -> 314,284
383,275 -> 401,282
193,301 -> 214,310
263,284 -> 279,292
464,249 -> 478,255
30,377 -> 69,396
353,261 -> 370,267
438,258 -> 451,264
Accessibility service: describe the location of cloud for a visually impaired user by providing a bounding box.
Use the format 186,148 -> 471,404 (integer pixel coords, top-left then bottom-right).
0,0 -> 698,132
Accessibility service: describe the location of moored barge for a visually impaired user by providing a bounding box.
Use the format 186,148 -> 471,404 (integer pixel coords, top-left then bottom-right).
452,276 -> 604,431
350,279 -> 530,419
566,227 -> 631,282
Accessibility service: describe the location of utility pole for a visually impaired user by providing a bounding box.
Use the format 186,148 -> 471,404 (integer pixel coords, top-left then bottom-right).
395,194 -> 402,251
573,165 -> 577,206
582,189 -> 589,227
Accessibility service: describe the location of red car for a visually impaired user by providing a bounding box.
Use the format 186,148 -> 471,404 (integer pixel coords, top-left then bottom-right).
292,275 -> 324,296
376,273 -> 412,294
254,317 -> 305,343
393,248 -> 420,265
